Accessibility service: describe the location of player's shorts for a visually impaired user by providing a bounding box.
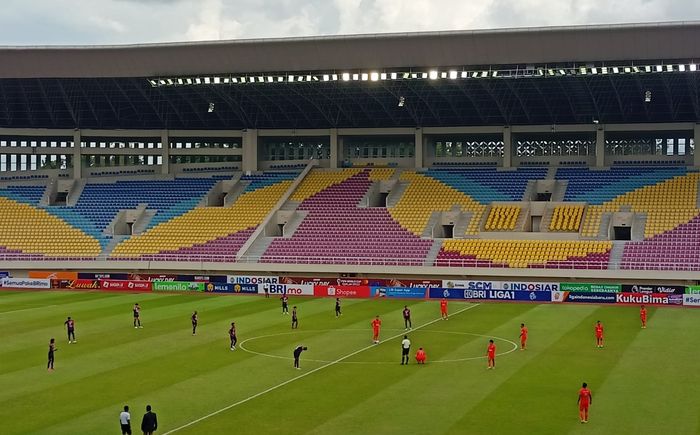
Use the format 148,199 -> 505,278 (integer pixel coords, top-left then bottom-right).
121,423 -> 132,434
402,348 -> 410,355
579,403 -> 589,411
596,334 -> 603,339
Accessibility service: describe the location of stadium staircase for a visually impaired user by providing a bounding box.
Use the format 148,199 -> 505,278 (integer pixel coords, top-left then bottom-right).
423,239 -> 443,266
608,241 -> 627,270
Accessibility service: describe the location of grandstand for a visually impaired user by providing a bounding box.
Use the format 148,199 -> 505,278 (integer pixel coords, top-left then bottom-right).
1,22 -> 700,279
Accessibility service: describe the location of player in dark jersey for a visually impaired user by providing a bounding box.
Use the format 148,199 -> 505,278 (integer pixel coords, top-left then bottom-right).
64,316 -> 76,343
133,303 -> 142,328
291,306 -> 298,329
229,322 -> 237,350
293,345 -> 307,369
335,298 -> 341,317
47,338 -> 56,371
281,295 -> 289,314
191,311 -> 198,335
403,306 -> 412,330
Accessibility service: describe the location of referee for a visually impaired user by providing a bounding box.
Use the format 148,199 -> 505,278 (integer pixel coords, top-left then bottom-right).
401,335 -> 411,365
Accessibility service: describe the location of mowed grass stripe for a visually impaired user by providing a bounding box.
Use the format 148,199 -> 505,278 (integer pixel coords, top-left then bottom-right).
36,299 -> 458,435
305,303 -> 585,435
569,307 -> 700,435
442,304 -> 645,435
169,302 -> 481,435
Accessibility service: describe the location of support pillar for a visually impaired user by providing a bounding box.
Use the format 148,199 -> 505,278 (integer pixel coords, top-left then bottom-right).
694,124 -> 700,167
414,127 -> 424,169
72,130 -> 82,179
330,128 -> 338,168
502,126 -> 512,168
595,127 -> 605,167
243,129 -> 259,173
160,130 -> 170,174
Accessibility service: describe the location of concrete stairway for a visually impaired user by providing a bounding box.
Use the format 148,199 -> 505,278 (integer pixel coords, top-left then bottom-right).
385,181 -> 408,208
423,239 -> 443,266
608,240 -> 627,270
100,235 -> 129,257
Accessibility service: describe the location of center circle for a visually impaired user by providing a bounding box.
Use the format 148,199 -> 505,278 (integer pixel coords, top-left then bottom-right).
239,329 -> 519,364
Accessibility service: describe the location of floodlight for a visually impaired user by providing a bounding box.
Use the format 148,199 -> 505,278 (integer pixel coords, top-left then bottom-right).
177,78 -> 184,85
624,67 -> 631,73
380,73 -> 387,80
213,77 -> 221,84
492,71 -> 498,77
332,74 -> 338,80
398,96 -> 405,107
322,74 -> 329,81
297,75 -> 304,82
644,90 -> 652,103
166,79 -> 174,85
591,68 -> 598,75
548,69 -> 555,76
306,75 -> 312,81
440,72 -> 448,79
666,64 -> 673,72
204,77 -> 211,84
353,73 -> 360,81
679,64 -> 686,72
601,67 -> 608,74
342,73 -> 350,81
691,64 -> 698,72
612,67 -> 619,74
289,75 -> 295,82
360,73 -> 368,81
226,77 -> 233,83
278,76 -> 284,82
472,71 -> 479,78
390,72 -> 398,80
370,72 -> 379,81
195,78 -> 202,84
481,71 -> 488,78
580,67 -> 587,74
149,80 -> 157,86
656,65 -> 663,72
421,72 -> 428,79
559,69 -> 567,76
461,71 -> 468,78
208,103 -> 215,113
410,73 -> 417,79
267,76 -> 274,82
449,70 -> 458,79
428,70 -> 438,80
644,65 -> 651,73
186,78 -> 193,84
632,66 -> 639,73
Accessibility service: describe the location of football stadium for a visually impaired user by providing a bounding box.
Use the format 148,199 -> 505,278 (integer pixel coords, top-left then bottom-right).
2,22 -> 700,434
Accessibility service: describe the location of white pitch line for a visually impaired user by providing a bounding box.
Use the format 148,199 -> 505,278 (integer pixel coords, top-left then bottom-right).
162,303 -> 481,434
0,304 -> 57,315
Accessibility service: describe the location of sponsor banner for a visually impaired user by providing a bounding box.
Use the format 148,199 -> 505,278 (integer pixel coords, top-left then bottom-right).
1,277 -> 51,289
178,275 -> 228,283
314,285 -> 372,298
560,283 -> 621,293
100,280 -> 152,291
621,284 -> 685,295
129,273 -> 178,282
0,272 -> 10,279
228,275 -> 280,285
500,281 -> 559,292
259,284 -> 314,296
371,286 -> 427,299
280,277 -> 440,288
53,279 -> 100,290
551,291 -> 565,303
29,271 -> 78,280
152,281 -> 205,292
78,272 -> 129,280
204,283 -> 258,294
685,285 -> 700,295
616,292 -> 683,306
683,294 -> 700,306
428,288 -> 551,302
441,280 -> 500,290
560,292 -> 617,304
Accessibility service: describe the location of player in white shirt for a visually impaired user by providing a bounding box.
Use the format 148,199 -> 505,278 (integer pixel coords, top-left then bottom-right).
119,405 -> 131,434
401,335 -> 411,365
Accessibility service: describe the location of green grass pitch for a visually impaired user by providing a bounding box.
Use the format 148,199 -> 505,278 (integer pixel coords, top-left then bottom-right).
2,290 -> 700,434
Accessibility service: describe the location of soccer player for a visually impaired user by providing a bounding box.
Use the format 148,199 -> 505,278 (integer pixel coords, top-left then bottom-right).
64,316 -> 76,343
640,305 -> 647,329
371,315 -> 382,344
47,338 -> 56,371
487,339 -> 496,369
293,345 -> 307,369
595,320 -> 604,348
191,311 -> 198,335
415,347 -> 426,364
335,298 -> 341,317
133,303 -> 142,328
229,322 -> 237,350
403,305 -> 412,330
440,298 -> 448,320
119,405 -> 132,435
578,382 -> 592,423
401,335 -> 411,365
291,306 -> 298,329
281,294 -> 289,314
519,323 -> 528,350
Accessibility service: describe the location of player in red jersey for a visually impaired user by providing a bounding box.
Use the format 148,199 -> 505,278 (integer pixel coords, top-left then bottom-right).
415,347 -> 426,364
440,298 -> 448,320
595,320 -> 604,348
371,315 -> 382,344
640,305 -> 647,329
519,323 -> 528,350
577,382 -> 592,423
486,339 -> 496,369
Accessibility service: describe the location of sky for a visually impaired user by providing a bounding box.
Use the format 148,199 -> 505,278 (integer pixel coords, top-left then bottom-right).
0,0 -> 699,46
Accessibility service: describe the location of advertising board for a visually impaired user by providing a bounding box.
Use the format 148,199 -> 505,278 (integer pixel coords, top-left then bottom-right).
371,286 -> 427,298
152,281 -> 205,292
314,285 -> 372,298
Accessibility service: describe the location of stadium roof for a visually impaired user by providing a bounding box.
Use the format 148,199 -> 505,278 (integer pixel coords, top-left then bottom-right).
1,22 -> 699,131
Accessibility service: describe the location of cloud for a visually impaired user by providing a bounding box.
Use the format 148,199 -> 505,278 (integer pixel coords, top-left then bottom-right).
0,0 -> 698,45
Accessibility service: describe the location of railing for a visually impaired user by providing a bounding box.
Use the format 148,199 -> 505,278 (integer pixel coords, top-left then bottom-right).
0,253 -> 699,271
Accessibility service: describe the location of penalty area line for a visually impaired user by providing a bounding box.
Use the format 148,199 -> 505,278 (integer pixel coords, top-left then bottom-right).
162,303 -> 480,434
